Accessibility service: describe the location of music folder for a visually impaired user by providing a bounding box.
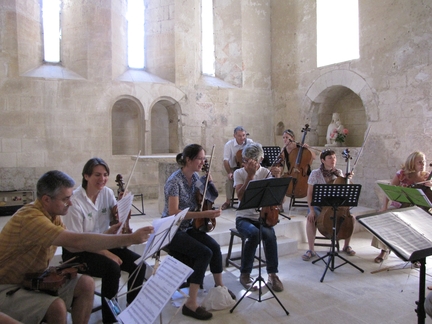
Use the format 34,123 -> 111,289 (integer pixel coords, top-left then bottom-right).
357,206 -> 432,262
377,183 -> 432,208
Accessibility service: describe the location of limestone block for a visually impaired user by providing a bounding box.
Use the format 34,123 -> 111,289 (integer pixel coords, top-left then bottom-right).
0,153 -> 17,168
2,138 -> 21,153
158,162 -> 179,214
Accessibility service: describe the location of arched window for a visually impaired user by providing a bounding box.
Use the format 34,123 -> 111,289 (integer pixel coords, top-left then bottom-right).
317,0 -> 359,67
128,0 -> 145,69
42,0 -> 61,63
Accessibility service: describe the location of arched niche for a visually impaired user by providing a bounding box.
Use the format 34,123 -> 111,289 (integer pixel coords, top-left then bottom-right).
111,97 -> 144,155
304,70 -> 378,147
315,86 -> 367,147
150,99 -> 180,154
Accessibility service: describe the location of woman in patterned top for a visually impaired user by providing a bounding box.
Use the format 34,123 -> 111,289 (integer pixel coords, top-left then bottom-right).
162,144 -> 234,321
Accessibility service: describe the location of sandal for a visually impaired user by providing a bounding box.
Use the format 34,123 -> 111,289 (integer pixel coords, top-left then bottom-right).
302,250 -> 317,261
343,246 -> 356,256
221,202 -> 231,210
374,250 -> 390,263
412,261 -> 421,268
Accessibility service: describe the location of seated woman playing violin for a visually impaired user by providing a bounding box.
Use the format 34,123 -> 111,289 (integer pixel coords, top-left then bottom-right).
162,144 -> 235,321
373,151 -> 431,263
234,142 -> 284,292
302,149 -> 356,261
62,157 -> 146,324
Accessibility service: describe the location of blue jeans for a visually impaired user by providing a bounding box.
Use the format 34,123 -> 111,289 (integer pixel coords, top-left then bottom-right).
166,228 -> 223,285
236,217 -> 278,274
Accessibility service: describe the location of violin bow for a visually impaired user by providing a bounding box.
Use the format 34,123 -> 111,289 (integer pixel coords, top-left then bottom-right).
124,150 -> 142,194
351,125 -> 372,174
200,145 -> 215,212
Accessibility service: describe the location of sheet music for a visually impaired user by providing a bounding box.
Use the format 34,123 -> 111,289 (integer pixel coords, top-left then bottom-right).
118,256 -> 193,324
116,192 -> 134,234
139,208 -> 189,262
358,207 -> 432,261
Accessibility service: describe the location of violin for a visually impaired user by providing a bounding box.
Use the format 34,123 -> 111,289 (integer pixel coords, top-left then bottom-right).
259,157 -> 284,227
410,163 -> 432,204
316,149 -> 354,240
23,262 -> 87,295
260,205 -> 280,227
110,174 -> 132,234
284,124 -> 313,199
235,133 -> 250,168
193,146 -> 217,232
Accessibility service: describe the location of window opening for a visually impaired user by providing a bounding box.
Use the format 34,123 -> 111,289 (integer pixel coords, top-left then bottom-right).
201,0 -> 215,76
317,0 -> 359,67
42,0 -> 61,63
128,0 -> 145,69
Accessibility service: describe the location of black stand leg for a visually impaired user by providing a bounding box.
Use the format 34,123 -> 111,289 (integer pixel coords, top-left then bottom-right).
312,206 -> 364,282
415,258 -> 426,324
230,219 -> 289,315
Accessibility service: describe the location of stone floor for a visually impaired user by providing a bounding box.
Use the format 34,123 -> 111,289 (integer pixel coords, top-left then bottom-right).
2,196 -> 432,324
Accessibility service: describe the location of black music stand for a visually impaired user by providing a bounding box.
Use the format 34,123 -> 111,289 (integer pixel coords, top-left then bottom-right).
261,146 -> 282,167
311,184 -> 364,282
230,177 -> 291,316
357,206 -> 432,324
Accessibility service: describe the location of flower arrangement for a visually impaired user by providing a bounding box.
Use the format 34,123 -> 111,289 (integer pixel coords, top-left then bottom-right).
331,128 -> 349,143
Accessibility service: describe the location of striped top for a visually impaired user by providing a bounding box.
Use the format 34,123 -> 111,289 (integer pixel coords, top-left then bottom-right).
0,200 -> 65,284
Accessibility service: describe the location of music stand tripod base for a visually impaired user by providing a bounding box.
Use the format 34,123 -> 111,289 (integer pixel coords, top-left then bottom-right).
229,177 -> 290,316
311,184 -> 364,282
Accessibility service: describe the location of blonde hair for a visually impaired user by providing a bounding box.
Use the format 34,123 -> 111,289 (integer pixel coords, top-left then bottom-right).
402,151 -> 426,174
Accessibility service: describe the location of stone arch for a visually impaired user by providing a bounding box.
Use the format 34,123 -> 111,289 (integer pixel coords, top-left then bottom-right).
302,70 -> 378,146
111,96 -> 144,155
150,97 -> 181,154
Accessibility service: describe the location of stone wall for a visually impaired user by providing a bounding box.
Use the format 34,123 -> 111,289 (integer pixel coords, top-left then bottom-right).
1,0 -> 432,210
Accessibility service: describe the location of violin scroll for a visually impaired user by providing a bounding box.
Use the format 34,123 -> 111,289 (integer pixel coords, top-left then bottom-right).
111,174 -> 132,234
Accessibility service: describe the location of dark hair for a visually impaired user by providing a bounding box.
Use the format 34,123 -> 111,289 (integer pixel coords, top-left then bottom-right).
176,144 -> 204,167
283,129 -> 295,139
320,149 -> 336,161
36,170 -> 75,199
81,157 -> 110,189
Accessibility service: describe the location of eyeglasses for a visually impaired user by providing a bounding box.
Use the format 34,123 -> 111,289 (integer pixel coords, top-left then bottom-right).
195,157 -> 207,161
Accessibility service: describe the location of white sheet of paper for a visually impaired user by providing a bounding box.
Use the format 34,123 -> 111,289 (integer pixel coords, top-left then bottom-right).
118,256 -> 193,324
139,208 -> 188,262
116,192 -> 134,234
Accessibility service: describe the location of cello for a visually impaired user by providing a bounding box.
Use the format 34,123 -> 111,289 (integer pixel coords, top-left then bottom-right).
284,124 -> 313,198
193,145 -> 217,232
316,149 -> 354,240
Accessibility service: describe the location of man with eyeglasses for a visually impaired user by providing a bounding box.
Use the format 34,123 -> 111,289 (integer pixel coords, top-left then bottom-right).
0,170 -> 154,324
222,126 -> 253,210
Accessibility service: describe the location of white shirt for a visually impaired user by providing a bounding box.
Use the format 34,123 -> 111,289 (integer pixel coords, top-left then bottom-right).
63,186 -> 117,234
223,138 -> 254,168
234,166 -> 271,220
